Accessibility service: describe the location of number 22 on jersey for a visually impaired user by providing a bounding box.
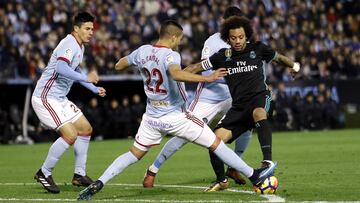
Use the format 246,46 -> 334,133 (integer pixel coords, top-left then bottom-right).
142,67 -> 167,95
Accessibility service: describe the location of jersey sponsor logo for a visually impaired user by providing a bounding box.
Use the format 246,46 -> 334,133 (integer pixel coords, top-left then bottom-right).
149,100 -> 170,107
225,48 -> 232,61
250,51 -> 256,59
64,48 -> 73,59
147,120 -> 173,129
227,61 -> 258,75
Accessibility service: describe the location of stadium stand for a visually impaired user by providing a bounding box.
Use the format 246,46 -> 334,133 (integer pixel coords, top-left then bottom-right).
0,0 -> 358,143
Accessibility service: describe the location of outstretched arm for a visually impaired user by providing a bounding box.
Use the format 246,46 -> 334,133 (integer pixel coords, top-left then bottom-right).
169,64 -> 227,83
183,62 -> 204,74
115,56 -> 130,71
273,53 -> 300,77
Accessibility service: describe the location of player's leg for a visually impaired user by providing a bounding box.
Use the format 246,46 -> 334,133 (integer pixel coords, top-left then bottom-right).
206,127 -> 232,191
144,136 -> 188,187
253,92 -> 273,161
226,130 -> 251,185
32,97 -> 78,193
193,125 -> 277,187
78,114 -> 162,200
72,114 -> 94,187
34,123 -> 78,193
78,145 -> 146,200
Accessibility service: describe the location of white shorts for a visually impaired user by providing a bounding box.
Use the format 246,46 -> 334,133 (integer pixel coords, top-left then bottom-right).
31,96 -> 83,130
190,98 -> 232,125
134,112 -> 216,151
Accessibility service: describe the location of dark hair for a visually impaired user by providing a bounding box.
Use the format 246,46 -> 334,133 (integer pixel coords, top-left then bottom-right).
223,6 -> 243,19
220,16 -> 253,42
73,12 -> 95,28
159,20 -> 183,38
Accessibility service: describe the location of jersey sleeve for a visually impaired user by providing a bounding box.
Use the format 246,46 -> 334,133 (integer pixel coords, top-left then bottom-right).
164,51 -> 181,70
201,38 -> 218,59
201,51 -> 223,70
127,48 -> 140,66
260,42 -> 277,63
55,41 -> 77,65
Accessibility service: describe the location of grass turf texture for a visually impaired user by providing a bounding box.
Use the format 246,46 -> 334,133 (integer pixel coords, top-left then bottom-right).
0,129 -> 359,202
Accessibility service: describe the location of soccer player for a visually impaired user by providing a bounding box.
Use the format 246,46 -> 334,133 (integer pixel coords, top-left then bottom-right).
143,6 -> 251,191
182,16 -> 300,190
32,12 -> 106,193
77,20 -> 276,200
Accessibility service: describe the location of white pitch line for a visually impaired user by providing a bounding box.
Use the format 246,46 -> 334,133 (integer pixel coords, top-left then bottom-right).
0,182 -> 285,202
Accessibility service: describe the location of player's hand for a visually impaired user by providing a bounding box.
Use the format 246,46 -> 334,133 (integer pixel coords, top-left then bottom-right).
206,68 -> 228,82
87,70 -> 99,84
290,62 -> 301,80
97,87 -> 106,97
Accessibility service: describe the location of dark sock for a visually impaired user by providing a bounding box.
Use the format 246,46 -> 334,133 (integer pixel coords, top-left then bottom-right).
209,150 -> 226,182
255,119 -> 272,160
248,169 -> 260,183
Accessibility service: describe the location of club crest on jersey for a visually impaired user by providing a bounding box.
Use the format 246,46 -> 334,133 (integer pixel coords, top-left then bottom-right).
225,48 -> 232,61
250,51 -> 256,59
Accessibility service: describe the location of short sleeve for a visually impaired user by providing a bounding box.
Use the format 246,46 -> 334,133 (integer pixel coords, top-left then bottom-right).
127,48 -> 140,66
201,45 -> 212,59
164,51 -> 181,69
260,42 -> 277,63
56,42 -> 77,64
207,51 -> 223,70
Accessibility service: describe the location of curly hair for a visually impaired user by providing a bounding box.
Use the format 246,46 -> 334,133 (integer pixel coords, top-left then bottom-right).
220,16 -> 253,42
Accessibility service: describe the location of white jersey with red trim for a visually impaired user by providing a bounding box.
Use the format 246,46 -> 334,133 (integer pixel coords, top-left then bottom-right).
33,34 -> 84,101
127,44 -> 187,118
193,33 -> 231,104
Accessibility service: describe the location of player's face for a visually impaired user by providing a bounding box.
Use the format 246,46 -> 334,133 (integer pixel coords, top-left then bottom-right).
75,22 -> 94,44
228,27 -> 246,51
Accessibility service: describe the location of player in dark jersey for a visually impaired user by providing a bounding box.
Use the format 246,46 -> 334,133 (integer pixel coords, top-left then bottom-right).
185,16 -> 300,188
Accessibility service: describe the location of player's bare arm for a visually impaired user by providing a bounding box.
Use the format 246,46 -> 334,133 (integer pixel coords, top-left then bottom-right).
115,56 -> 130,71
183,62 -> 203,73
169,64 -> 227,83
273,54 -> 300,78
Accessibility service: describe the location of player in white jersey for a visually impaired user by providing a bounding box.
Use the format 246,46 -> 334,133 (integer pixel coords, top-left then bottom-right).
78,20 -> 276,201
32,12 -> 106,193
143,7 -> 252,191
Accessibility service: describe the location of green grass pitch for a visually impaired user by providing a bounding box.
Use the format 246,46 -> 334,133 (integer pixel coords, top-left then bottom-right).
0,129 -> 359,202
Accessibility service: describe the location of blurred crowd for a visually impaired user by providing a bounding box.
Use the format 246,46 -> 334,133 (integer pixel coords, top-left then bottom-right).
270,82 -> 344,131
0,0 -> 359,81
0,94 -> 145,144
0,0 -> 357,143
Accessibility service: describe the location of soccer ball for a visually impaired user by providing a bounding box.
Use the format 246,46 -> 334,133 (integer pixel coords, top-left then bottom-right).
253,176 -> 279,194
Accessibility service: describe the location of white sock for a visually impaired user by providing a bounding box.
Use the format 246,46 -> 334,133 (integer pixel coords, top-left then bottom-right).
98,151 -> 138,184
150,137 -> 187,173
41,137 -> 70,177
213,141 -> 254,177
74,136 -> 91,176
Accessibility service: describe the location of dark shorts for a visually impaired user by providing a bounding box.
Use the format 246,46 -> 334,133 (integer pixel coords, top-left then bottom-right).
215,90 -> 273,143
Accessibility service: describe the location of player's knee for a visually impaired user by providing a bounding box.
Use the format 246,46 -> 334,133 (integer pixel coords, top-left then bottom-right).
253,108 -> 267,121
209,137 -> 222,151
60,133 -> 77,145
214,128 -> 232,142
78,125 -> 93,137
